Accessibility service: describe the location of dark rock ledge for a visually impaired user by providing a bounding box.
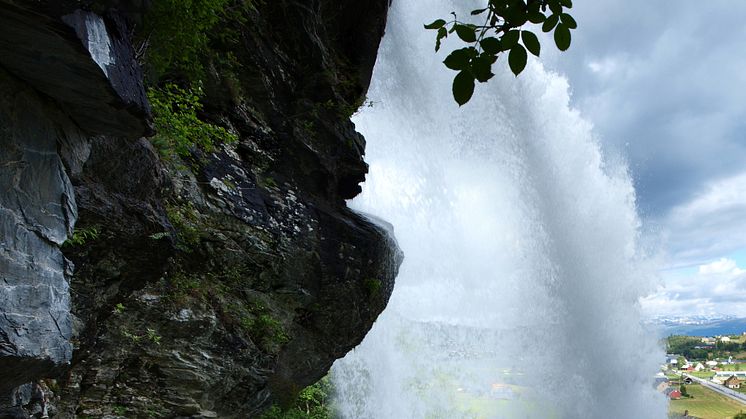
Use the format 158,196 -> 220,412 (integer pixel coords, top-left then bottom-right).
0,0 -> 399,417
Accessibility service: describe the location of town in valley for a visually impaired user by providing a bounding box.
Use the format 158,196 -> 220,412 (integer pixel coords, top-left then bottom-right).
663,333 -> 746,418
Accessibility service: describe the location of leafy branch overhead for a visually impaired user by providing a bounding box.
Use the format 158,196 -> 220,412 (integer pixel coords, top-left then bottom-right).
425,0 -> 576,105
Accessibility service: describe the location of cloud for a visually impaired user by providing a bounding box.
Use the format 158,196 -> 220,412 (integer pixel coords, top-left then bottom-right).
661,171 -> 746,265
643,258 -> 746,317
551,1 -> 746,217
586,57 -> 620,79
541,2 -> 746,316
699,258 -> 744,276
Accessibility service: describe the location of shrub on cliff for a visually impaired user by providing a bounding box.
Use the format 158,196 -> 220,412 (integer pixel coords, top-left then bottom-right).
261,377 -> 333,419
143,0 -> 229,79
147,83 -> 236,158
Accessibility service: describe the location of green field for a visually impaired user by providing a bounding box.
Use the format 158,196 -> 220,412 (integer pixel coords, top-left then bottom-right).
669,384 -> 746,419
718,364 -> 746,372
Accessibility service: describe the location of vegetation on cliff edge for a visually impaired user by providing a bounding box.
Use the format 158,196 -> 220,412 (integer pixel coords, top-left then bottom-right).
261,377 -> 334,419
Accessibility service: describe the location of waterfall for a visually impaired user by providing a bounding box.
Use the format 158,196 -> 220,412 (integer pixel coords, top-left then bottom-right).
332,1 -> 667,418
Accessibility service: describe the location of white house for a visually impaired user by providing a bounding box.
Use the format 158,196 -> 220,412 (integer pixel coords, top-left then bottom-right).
694,363 -> 705,371
714,371 -> 746,379
725,376 -> 742,389
720,336 -> 732,343
706,360 -> 719,367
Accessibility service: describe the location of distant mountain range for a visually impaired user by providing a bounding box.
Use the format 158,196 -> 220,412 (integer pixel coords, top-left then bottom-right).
648,315 -> 746,337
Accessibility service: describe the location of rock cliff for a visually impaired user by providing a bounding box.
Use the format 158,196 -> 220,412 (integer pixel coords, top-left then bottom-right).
0,1 -> 400,417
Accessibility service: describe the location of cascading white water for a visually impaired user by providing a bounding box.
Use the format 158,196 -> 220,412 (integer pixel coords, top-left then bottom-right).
332,1 -> 667,418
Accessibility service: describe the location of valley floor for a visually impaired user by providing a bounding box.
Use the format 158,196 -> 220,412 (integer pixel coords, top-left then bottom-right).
669,382 -> 746,419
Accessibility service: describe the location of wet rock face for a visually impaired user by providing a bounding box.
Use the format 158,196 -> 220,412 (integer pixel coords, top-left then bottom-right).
0,67 -> 76,398
0,0 -> 149,410
0,1 -> 149,138
0,0 -> 398,417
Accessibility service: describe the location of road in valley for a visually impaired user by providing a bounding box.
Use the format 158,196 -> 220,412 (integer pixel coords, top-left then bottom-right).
683,373 -> 746,405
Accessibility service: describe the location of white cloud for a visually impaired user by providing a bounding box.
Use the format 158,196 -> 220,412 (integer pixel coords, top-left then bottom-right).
699,258 -> 744,276
643,258 -> 746,317
587,57 -> 620,79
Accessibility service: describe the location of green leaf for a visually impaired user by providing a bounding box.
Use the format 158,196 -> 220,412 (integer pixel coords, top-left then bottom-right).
508,44 -> 528,76
471,55 -> 495,83
527,11 -> 546,24
454,24 -> 477,42
505,10 -> 527,26
480,37 -> 501,55
554,22 -> 571,51
559,0 -> 573,7
548,1 -> 562,15
560,13 -> 577,29
521,30 -> 541,57
504,0 -> 527,23
453,70 -> 475,106
435,27 -> 448,51
443,48 -> 471,71
501,30 -> 520,49
471,7 -> 488,15
542,14 -> 559,32
424,19 -> 446,30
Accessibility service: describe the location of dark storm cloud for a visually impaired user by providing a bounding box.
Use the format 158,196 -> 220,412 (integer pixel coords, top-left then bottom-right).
551,0 -> 746,218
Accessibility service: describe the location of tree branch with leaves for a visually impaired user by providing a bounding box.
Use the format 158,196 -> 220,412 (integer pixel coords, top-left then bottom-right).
425,0 -> 576,105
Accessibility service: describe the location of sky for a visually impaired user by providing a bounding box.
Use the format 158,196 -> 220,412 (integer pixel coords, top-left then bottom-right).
542,1 -> 746,317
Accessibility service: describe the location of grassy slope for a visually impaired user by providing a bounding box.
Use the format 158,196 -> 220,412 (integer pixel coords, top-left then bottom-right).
669,384 -> 746,419
719,364 -> 746,371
